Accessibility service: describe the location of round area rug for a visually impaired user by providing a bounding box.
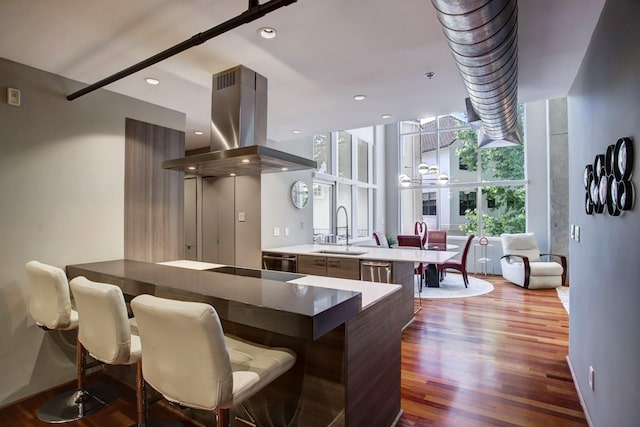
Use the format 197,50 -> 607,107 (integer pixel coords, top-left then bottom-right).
415,273 -> 493,299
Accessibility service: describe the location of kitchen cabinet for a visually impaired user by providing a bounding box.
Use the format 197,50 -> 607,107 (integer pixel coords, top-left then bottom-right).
297,254 -> 361,280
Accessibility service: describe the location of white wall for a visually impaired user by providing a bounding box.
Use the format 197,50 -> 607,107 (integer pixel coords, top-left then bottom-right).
262,137 -> 314,249
0,58 -> 185,405
525,100 -> 551,252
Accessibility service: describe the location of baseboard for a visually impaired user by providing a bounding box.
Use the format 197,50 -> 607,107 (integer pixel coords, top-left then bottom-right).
566,355 -> 594,427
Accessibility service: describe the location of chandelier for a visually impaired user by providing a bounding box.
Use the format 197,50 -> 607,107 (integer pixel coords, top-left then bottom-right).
399,163 -> 449,187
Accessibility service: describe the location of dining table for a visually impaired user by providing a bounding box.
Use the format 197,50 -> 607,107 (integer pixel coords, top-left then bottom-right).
394,243 -> 459,287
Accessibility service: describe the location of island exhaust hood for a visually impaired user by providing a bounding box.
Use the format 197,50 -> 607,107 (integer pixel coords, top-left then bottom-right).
163,65 -> 316,176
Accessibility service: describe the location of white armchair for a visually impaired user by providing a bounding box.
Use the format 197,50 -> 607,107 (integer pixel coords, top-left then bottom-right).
500,233 -> 567,289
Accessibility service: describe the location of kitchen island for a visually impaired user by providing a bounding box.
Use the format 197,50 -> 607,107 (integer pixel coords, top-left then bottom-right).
66,259 -> 404,426
264,244 -> 459,326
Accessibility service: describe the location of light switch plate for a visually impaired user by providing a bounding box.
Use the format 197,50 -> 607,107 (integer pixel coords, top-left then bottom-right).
570,224 -> 575,240
285,227 -> 290,236
238,211 -> 245,222
575,226 -> 580,242
273,227 -> 280,237
7,87 -> 20,106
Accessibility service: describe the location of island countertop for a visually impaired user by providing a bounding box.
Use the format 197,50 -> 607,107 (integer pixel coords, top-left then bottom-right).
66,259 -> 400,340
265,243 -> 459,264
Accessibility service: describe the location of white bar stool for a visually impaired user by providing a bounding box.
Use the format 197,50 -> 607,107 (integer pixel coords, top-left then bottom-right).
69,276 -> 181,427
25,260 -> 118,423
131,294 -> 297,427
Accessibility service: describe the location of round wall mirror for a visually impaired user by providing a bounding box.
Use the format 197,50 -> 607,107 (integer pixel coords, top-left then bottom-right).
291,181 -> 309,209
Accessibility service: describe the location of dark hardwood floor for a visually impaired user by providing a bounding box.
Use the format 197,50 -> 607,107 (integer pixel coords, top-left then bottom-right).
399,275 -> 585,427
0,275 -> 585,426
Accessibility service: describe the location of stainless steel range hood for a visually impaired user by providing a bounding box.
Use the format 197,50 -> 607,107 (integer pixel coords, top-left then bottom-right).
163,65 -> 316,176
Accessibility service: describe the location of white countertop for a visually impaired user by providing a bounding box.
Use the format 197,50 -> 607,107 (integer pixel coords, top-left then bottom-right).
158,260 -> 226,270
265,244 -> 459,264
287,275 -> 400,310
157,260 -> 401,311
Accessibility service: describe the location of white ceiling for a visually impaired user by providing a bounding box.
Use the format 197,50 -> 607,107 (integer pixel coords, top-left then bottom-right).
0,0 -> 605,150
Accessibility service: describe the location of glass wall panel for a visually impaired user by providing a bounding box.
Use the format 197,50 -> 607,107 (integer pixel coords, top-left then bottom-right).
478,185 -> 526,236
438,114 -> 467,129
420,117 -> 437,132
312,182 -> 334,242
357,188 -> 369,238
399,108 -> 526,239
440,187 -> 478,236
337,183 -> 352,241
313,133 -> 331,174
357,138 -> 369,183
337,131 -> 352,179
400,121 -> 420,134
448,130 -> 479,185
480,146 -> 525,182
400,134 -> 421,179
313,126 -> 377,243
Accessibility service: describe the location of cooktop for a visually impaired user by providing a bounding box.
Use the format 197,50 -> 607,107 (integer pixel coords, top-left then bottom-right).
207,266 -> 304,282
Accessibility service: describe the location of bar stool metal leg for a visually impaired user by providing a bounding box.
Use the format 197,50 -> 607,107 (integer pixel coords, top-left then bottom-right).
129,361 -> 184,427
37,340 -> 120,423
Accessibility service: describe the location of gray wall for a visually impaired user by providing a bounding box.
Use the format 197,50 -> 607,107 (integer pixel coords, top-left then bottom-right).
567,1 -> 640,425
0,58 -> 185,405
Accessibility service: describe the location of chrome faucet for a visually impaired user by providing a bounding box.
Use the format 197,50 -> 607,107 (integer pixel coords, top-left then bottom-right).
336,205 -> 350,249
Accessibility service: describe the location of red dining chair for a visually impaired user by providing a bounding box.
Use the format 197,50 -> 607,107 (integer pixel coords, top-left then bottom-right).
414,221 -> 428,247
437,234 -> 475,288
427,230 -> 447,251
372,231 -> 389,248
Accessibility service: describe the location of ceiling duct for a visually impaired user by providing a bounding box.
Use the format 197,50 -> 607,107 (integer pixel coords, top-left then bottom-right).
431,0 -> 522,148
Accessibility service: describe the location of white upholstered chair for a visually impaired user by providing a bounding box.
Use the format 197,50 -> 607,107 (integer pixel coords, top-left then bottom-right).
69,277 -> 180,427
500,233 -> 567,289
131,294 -> 297,427
25,261 -> 118,423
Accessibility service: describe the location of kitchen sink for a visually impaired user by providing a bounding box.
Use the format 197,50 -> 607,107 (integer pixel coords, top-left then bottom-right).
312,249 -> 368,256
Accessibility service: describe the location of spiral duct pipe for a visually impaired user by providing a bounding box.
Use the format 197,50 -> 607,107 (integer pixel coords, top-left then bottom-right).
431,0 -> 521,147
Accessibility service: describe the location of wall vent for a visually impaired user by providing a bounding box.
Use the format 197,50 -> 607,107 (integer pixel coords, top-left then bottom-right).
216,70 -> 236,91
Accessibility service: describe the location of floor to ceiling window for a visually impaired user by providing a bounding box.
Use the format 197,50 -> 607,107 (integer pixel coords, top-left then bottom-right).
313,127 -> 376,243
398,108 -> 526,237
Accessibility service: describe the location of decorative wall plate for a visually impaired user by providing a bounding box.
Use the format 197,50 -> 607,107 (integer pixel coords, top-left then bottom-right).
599,174 -> 608,204
617,180 -> 634,210
595,154 -> 605,179
614,137 -> 633,181
590,178 -> 599,205
585,192 -> 594,214
584,164 -> 593,189
585,137 -> 634,216
606,144 -> 615,175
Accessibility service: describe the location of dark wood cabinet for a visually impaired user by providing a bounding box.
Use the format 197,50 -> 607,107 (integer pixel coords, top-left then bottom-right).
298,255 -> 361,279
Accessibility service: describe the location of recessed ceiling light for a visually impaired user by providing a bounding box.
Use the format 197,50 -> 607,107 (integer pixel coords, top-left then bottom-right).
241,159 -> 250,163
381,114 -> 392,119
187,166 -> 196,171
292,130 -> 301,134
230,173 -> 236,177
258,27 -> 277,39
353,94 -> 366,101
281,167 -> 289,171
145,77 -> 160,85
425,72 -> 436,79
194,131 -> 204,135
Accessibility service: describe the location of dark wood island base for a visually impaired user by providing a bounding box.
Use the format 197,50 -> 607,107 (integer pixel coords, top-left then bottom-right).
66,260 -> 403,426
